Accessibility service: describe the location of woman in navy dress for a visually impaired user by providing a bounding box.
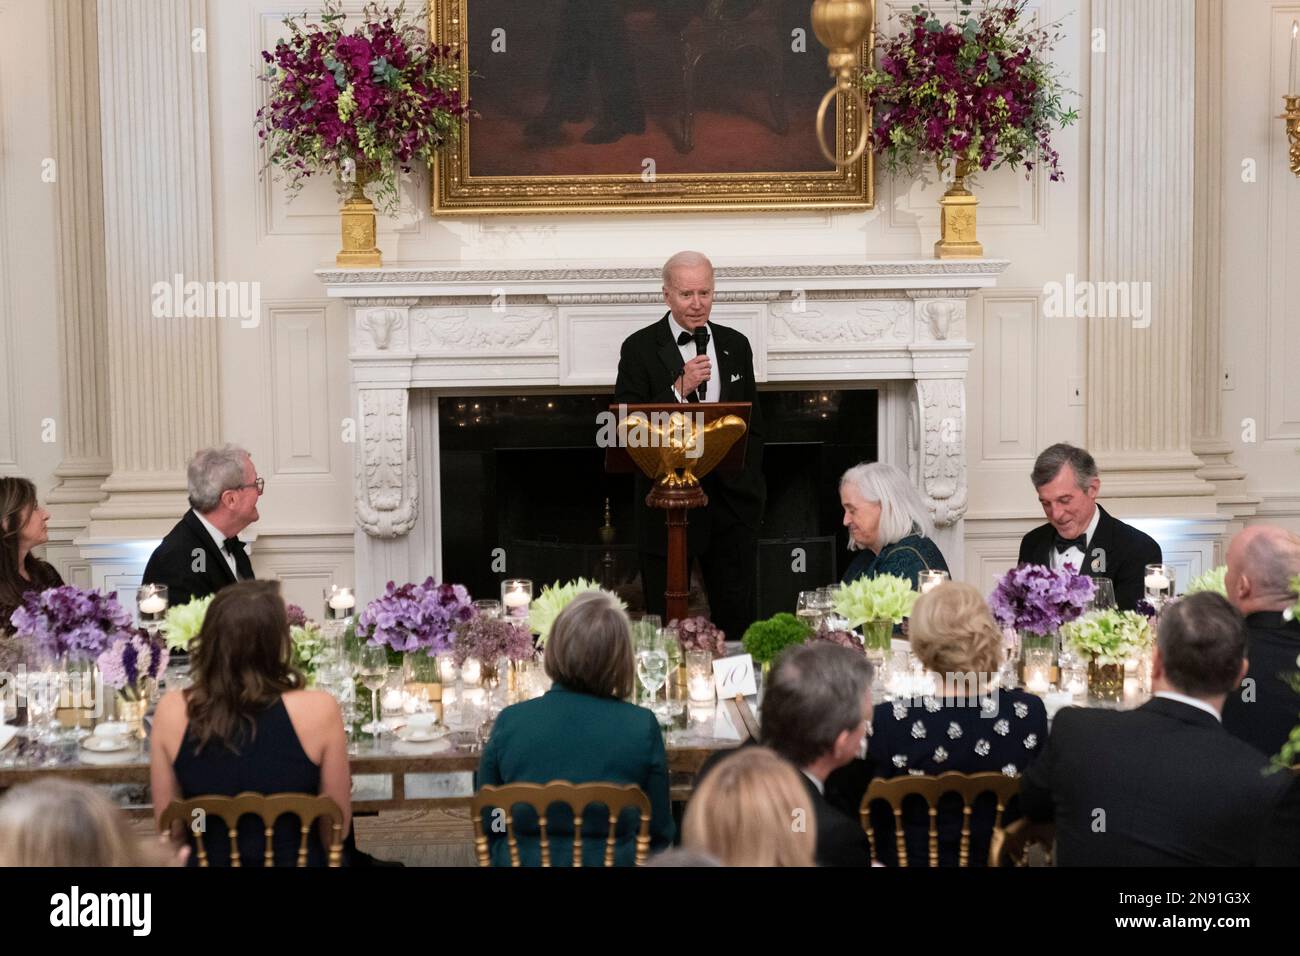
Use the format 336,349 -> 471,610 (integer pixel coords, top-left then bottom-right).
865,582 -> 1048,866
839,462 -> 949,588
151,581 -> 351,866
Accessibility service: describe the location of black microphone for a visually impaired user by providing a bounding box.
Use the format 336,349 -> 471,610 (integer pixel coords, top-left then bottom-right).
692,326 -> 710,402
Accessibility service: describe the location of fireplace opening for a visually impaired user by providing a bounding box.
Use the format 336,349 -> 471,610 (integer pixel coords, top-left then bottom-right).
438,389 -> 878,620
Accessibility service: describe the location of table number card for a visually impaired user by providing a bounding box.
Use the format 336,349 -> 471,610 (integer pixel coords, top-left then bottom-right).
713,654 -> 757,699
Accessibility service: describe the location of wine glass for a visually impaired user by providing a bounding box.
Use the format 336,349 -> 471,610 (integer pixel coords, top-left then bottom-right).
1088,576 -> 1117,611
635,636 -> 670,717
795,591 -> 823,631
357,646 -> 390,737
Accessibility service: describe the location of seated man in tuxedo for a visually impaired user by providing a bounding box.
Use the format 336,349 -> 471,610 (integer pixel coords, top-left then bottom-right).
142,444 -> 261,606
1021,593 -> 1292,866
613,251 -> 765,644
1018,442 -> 1161,610
1220,525 -> 1300,758
759,643 -> 875,867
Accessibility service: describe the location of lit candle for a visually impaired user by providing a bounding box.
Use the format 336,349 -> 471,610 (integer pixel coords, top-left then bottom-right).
381,688 -> 403,712
688,674 -> 715,703
328,590 -> 356,612
1143,572 -> 1170,592
460,657 -> 482,686
1290,20 -> 1299,95
138,595 -> 167,615
1025,670 -> 1050,695
918,570 -> 949,594
1123,676 -> 1140,700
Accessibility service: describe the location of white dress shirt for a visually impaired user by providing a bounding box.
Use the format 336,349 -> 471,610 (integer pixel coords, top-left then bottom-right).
1050,505 -> 1101,573
1154,690 -> 1222,722
801,769 -> 825,795
669,316 -> 720,403
194,510 -> 239,579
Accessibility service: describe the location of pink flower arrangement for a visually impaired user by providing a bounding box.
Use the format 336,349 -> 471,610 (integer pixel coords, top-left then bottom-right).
452,614 -> 535,668
810,622 -> 863,651
671,617 -> 726,657
863,0 -> 1077,180
256,0 -> 469,213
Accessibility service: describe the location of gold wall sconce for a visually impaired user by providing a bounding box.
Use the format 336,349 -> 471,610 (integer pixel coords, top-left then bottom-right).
811,0 -> 873,167
1283,20 -> 1299,177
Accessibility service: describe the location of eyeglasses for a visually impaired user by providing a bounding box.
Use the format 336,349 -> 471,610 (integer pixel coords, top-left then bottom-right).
231,478 -> 265,494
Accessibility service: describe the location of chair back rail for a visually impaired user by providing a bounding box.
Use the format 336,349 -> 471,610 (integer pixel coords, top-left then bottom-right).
158,792 -> 345,868
859,771 -> 1021,867
471,781 -> 652,867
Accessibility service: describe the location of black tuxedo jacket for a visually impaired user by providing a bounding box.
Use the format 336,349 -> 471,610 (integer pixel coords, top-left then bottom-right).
141,510 -> 251,608
800,774 -> 874,867
1017,504 -> 1161,611
613,314 -> 765,556
1020,697 -> 1290,866
1221,611 -> 1300,759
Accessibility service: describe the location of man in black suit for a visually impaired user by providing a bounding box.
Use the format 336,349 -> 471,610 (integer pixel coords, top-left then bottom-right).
1021,593 -> 1291,866
614,251 -> 765,643
759,643 -> 875,866
142,445 -> 262,606
1220,525 -> 1300,758
1017,443 -> 1161,611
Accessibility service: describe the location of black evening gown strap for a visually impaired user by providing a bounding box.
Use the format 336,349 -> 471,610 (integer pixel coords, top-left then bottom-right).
173,697 -> 328,866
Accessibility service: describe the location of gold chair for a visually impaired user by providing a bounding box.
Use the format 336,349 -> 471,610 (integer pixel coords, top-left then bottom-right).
989,817 -> 1056,867
471,781 -> 652,867
859,771 -> 1022,867
158,792 -> 345,868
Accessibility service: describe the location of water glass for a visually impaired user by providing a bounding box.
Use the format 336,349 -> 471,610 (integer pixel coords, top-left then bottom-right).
1088,576 -> 1117,611
1143,564 -> 1176,609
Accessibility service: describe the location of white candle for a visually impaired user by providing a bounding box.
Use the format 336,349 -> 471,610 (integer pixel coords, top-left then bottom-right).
1025,672 -> 1050,695
460,657 -> 482,685
688,675 -> 714,702
138,595 -> 167,615
1144,572 -> 1170,591
503,590 -> 529,614
328,591 -> 356,611
1290,20 -> 1299,95
381,688 -> 403,711
1123,676 -> 1140,699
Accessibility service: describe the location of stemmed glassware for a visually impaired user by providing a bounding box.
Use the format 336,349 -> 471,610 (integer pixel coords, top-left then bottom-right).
357,645 -> 390,738
634,631 -> 670,721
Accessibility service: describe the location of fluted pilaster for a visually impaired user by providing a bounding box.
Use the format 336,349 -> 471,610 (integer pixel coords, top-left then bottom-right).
86,0 -> 220,535
47,0 -> 111,516
1086,0 -> 1216,505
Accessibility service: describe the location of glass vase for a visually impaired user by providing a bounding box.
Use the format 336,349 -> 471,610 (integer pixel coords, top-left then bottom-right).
1087,660 -> 1123,703
861,620 -> 893,664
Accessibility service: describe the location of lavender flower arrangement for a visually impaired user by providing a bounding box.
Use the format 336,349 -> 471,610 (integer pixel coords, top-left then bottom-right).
8,585 -> 136,662
670,616 -> 726,657
97,629 -> 170,701
452,614 -> 535,668
286,603 -> 309,628
356,578 -> 473,655
988,564 -> 1095,636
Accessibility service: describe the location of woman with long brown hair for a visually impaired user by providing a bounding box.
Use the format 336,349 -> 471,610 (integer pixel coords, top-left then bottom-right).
150,580 -> 351,866
0,477 -> 62,628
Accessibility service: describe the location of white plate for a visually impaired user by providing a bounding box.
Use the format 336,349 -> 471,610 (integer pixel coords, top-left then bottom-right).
81,735 -> 130,753
94,722 -> 130,738
396,725 -> 448,743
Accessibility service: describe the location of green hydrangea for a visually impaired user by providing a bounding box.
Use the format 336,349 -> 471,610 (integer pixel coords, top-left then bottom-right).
159,594 -> 213,652
1060,610 -> 1153,665
1186,565 -> 1227,597
833,573 -> 918,629
741,613 -> 811,665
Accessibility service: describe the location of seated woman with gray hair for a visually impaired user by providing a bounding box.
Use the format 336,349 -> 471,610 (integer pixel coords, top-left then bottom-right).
839,462 -> 949,588
477,590 -> 675,865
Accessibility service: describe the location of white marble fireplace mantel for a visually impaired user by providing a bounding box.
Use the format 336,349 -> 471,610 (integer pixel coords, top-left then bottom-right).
317,258 -> 1009,600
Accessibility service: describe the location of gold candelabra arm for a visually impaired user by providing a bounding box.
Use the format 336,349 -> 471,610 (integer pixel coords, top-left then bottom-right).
1283,95 -> 1300,178
810,0 -> 874,168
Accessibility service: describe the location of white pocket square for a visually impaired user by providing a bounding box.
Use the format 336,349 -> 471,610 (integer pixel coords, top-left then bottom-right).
730,373 -> 742,382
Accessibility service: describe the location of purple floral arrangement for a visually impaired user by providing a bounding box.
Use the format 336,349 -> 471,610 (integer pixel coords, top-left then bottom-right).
8,585 -> 136,662
357,578 -> 474,655
97,629 -> 169,700
810,622 -> 863,651
988,564 -> 1095,635
671,617 -> 726,657
1134,599 -> 1158,620
256,0 -> 470,214
286,603 -> 308,628
452,614 -> 535,668
863,0 -> 1078,180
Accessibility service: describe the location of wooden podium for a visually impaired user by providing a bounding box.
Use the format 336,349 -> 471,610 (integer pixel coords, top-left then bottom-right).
604,402 -> 751,623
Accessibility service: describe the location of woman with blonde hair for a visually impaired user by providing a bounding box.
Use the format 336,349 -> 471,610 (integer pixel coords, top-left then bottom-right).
0,778 -> 178,866
478,590 -> 674,865
683,746 -> 817,867
864,581 -> 1048,865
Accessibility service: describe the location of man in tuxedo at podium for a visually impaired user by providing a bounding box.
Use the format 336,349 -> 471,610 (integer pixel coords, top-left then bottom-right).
614,251 -> 765,644
142,444 -> 261,606
1017,443 -> 1161,611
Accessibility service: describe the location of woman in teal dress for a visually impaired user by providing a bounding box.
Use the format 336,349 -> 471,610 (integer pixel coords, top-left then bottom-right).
478,590 -> 675,866
840,462 -> 949,587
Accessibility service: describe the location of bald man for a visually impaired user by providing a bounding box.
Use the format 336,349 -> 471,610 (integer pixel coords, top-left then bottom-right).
1219,525 -> 1300,758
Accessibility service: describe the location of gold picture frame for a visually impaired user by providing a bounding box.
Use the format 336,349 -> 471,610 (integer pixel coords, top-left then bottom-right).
430,0 -> 874,215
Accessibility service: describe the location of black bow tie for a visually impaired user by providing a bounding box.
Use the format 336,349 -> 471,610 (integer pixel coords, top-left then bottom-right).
223,537 -> 247,556
1054,534 -> 1087,554
677,330 -> 694,346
